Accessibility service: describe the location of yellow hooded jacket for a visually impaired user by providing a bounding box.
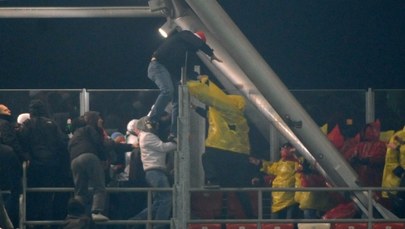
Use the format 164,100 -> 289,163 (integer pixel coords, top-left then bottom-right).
187,76 -> 250,154
261,159 -> 300,213
381,127 -> 405,198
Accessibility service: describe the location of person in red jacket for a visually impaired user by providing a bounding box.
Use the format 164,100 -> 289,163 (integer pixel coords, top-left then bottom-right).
350,121 -> 386,188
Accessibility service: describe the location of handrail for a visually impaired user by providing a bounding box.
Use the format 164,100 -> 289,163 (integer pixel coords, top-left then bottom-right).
20,184 -> 405,228
0,6 -> 163,18
20,162 -> 176,229
17,154 -> 405,229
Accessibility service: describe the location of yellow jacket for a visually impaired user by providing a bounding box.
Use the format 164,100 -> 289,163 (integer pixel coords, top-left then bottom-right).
262,159 -> 300,213
294,174 -> 332,211
381,128 -> 405,198
187,76 -> 250,154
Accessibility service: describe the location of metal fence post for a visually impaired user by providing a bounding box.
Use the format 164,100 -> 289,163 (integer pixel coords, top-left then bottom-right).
173,83 -> 191,229
80,88 -> 89,115
365,88 -> 375,124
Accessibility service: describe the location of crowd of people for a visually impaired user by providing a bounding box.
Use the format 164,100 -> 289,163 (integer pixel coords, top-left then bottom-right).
0,29 -> 219,229
1,90 -> 405,229
1,28 -> 405,229
0,99 -> 179,229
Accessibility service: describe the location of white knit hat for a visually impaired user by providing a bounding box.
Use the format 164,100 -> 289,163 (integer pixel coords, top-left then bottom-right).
127,119 -> 139,133
17,113 -> 30,124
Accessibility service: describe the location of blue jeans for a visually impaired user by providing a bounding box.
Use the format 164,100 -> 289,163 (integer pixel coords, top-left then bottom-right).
130,169 -> 172,229
147,61 -> 178,135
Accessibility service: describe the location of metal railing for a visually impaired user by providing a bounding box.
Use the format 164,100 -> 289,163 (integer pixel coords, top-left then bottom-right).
18,155 -> 405,229
2,88 -> 404,229
20,162 -> 174,229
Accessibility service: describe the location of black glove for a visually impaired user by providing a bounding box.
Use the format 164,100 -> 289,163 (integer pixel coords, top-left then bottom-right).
393,166 -> 405,178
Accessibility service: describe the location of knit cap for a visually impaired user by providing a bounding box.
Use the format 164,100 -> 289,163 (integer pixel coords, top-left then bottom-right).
194,31 -> 207,42
127,119 -> 139,133
17,113 -> 30,124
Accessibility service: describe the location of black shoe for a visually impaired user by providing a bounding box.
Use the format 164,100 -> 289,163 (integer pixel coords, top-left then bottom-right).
204,180 -> 220,189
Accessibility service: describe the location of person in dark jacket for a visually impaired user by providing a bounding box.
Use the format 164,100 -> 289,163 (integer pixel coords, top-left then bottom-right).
18,99 -> 70,226
0,104 -> 27,228
0,188 -> 14,229
69,111 -> 135,222
147,30 -> 222,141
69,111 -> 109,222
0,145 -> 20,229
0,104 -> 29,161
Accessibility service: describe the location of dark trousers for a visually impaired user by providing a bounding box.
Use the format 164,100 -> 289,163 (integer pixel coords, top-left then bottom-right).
108,180 -> 147,229
202,147 -> 256,218
0,144 -> 22,228
26,163 -> 60,226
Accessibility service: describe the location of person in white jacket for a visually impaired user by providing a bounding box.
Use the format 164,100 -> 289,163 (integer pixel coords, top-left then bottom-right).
129,116 -> 176,229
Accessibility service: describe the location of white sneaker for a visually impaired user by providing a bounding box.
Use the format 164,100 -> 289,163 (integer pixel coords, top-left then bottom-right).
92,213 -> 109,221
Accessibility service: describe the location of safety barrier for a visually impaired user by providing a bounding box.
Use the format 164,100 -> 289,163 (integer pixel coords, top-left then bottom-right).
18,165 -> 405,229
20,162 -> 174,229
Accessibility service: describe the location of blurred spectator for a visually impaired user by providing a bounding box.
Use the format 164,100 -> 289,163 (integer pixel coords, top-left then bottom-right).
295,158 -> 333,219
381,127 -> 405,217
146,30 -> 222,142
349,121 -> 386,187
69,112 -> 135,222
188,76 -> 258,219
108,132 -> 126,169
69,111 -> 111,222
250,143 -> 300,219
107,120 -> 147,228
48,93 -> 72,134
0,104 -> 27,227
129,116 -> 176,229
18,99 -> 70,226
0,188 -> 14,229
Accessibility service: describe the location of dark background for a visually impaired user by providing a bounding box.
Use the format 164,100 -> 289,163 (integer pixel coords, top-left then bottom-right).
0,0 -> 404,89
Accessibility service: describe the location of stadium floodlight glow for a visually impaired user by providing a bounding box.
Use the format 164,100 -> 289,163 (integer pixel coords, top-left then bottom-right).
158,19 -> 177,38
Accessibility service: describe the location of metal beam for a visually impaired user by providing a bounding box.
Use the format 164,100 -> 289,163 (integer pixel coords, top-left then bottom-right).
0,7 -> 163,18
186,0 -> 396,219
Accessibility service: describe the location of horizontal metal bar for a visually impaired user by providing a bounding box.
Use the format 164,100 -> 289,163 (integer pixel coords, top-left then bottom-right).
24,219 -> 172,225
23,219 -> 405,225
188,219 -> 405,223
23,186 -> 405,192
0,6 -> 164,18
26,187 -> 173,192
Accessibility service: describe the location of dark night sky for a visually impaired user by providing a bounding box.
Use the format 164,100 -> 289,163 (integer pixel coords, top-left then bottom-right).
0,0 -> 404,89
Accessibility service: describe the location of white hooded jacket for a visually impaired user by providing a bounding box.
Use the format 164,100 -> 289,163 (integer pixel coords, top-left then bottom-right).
138,131 -> 176,171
